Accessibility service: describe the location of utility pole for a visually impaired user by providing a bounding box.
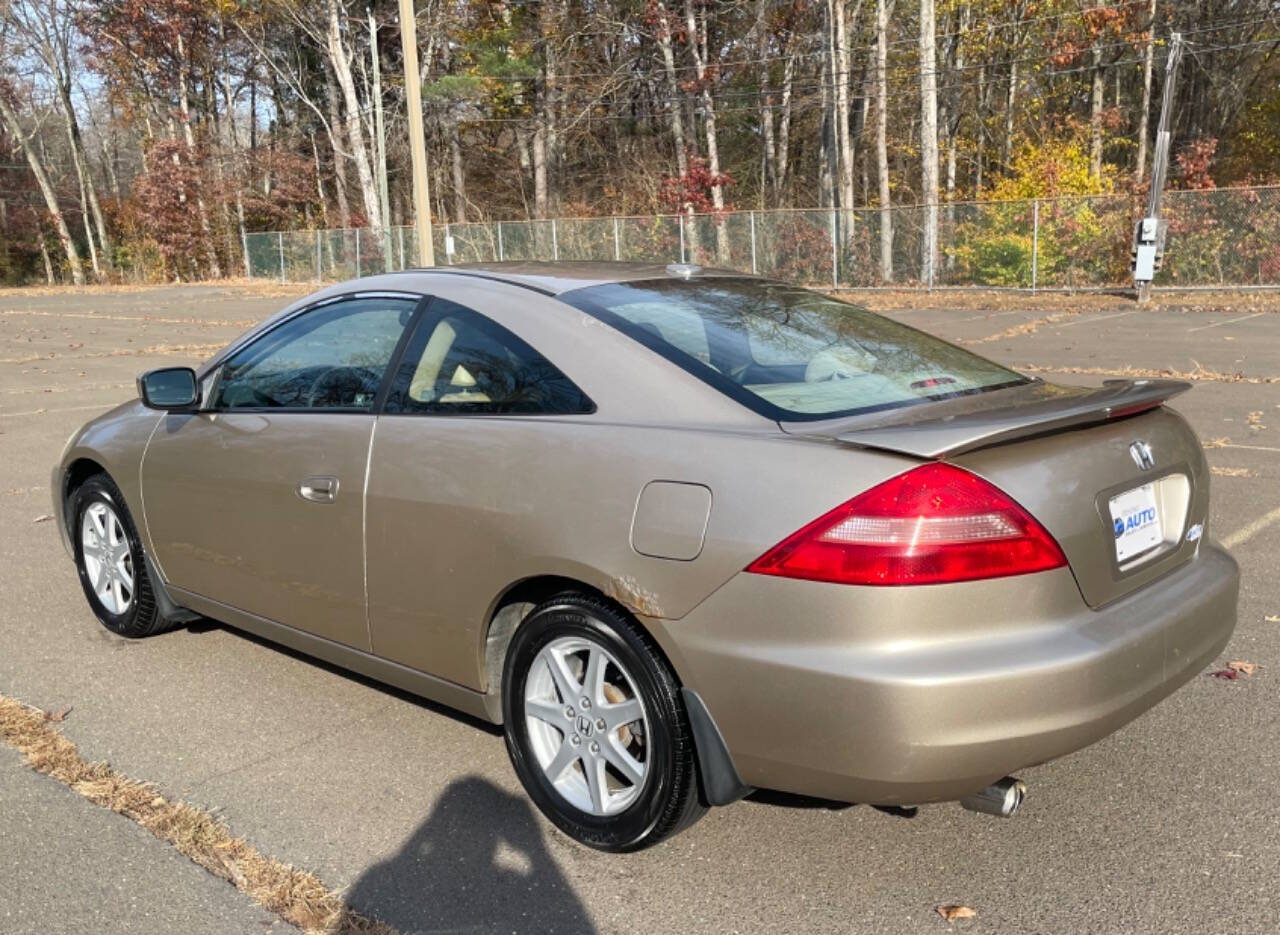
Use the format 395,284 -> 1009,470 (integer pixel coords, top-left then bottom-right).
370,8 -> 392,271
1133,31 -> 1183,303
398,0 -> 435,267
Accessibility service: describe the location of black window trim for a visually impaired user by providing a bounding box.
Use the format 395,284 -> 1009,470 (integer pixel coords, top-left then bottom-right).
202,291 -> 431,416
560,277 -> 1030,423
377,294 -> 597,418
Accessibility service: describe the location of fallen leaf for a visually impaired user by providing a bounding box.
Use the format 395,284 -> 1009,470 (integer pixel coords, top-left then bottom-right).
44,707 -> 72,722
1228,660 -> 1258,676
31,514 -> 52,524
1209,668 -> 1240,680
936,905 -> 977,923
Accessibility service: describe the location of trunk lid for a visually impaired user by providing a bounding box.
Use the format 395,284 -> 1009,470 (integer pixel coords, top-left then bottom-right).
783,379 -> 1209,607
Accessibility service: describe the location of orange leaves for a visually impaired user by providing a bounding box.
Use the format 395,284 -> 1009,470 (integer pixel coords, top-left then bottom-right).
1177,140 -> 1220,191
658,156 -> 736,215
1209,660 -> 1259,680
936,904 -> 978,923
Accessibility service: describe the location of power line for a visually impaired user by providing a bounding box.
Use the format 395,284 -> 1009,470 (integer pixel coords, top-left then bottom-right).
416,16 -> 1274,106
452,53 -> 1160,126
429,0 -> 1160,85
407,12 -> 1279,129
447,40 -> 1179,126
1184,34 -> 1280,55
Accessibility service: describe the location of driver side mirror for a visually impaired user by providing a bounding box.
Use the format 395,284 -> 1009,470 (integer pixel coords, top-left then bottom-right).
138,367 -> 200,411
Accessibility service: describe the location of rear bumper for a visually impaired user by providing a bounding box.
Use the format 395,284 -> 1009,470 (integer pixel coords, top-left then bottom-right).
659,544 -> 1239,805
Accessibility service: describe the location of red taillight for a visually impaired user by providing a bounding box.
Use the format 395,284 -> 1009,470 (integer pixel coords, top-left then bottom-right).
745,462 -> 1067,586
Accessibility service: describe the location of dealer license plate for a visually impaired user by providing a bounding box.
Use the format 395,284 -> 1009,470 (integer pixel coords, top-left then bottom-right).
1109,482 -> 1163,563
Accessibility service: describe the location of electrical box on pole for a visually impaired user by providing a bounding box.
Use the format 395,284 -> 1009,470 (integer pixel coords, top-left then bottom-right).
1132,32 -> 1183,301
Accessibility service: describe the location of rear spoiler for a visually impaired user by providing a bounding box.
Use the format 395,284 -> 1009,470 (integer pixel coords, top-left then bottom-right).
784,378 -> 1192,459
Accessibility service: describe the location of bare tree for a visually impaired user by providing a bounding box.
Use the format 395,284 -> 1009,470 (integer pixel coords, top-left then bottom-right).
875,0 -> 893,282
174,31 -> 221,277
919,0 -> 939,283
1136,0 -> 1157,180
828,0 -> 860,223
6,0 -> 111,273
0,91 -> 84,283
997,2 -> 1030,171
323,0 -> 382,233
755,0 -> 777,201
653,1 -> 699,257
684,0 -> 728,263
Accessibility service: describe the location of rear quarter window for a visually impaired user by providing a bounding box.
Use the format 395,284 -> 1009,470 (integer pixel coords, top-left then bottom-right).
383,299 -> 594,416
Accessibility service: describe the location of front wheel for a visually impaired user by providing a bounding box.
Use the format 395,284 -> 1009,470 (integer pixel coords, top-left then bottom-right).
71,474 -> 169,638
502,595 -> 706,851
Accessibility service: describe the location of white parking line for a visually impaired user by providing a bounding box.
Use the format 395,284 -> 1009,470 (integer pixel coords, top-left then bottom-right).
1051,309 -> 1141,329
1222,505 -> 1280,550
1187,311 -> 1266,333
1219,442 -> 1280,453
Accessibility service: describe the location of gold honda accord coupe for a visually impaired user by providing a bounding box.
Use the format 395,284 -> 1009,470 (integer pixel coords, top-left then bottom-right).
53,263 -> 1238,851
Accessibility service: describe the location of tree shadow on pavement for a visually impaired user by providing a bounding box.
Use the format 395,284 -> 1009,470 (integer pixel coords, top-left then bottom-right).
338,775 -> 596,934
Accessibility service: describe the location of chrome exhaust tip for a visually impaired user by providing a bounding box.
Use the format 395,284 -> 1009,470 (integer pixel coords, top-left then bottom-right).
959,777 -> 1026,817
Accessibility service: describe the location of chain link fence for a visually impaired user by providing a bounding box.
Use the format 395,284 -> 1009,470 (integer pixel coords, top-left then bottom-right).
244,186 -> 1280,291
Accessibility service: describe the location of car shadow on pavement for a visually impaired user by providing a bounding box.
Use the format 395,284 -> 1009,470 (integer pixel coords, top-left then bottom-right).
337,775 -> 596,934
745,789 -> 917,819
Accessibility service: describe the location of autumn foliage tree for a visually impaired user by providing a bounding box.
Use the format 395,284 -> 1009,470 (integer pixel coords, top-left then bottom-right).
0,0 -> 1278,284
658,157 -> 735,215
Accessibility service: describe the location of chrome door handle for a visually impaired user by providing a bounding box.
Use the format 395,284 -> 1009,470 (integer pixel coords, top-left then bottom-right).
298,476 -> 339,503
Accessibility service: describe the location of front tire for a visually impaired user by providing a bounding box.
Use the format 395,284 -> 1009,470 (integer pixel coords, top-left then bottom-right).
502,594 -> 706,851
71,474 -> 169,638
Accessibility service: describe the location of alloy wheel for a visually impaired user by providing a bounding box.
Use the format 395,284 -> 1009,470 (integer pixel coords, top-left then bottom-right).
80,501 -> 134,615
523,635 -> 650,816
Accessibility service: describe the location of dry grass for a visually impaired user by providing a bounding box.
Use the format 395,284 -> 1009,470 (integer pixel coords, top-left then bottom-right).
0,694 -> 396,935
0,308 -> 259,328
835,288 -> 1280,314
961,311 -> 1081,344
1015,362 -> 1280,385
2,343 -> 224,365
0,279 -> 308,299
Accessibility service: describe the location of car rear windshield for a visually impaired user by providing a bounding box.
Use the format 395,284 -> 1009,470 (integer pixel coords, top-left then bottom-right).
561,278 -> 1029,421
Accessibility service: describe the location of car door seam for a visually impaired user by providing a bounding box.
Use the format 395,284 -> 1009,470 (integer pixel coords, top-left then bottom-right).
362,415 -> 378,654
137,412 -> 168,582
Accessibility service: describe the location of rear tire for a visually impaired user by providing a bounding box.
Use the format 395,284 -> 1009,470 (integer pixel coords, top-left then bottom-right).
71,474 -> 171,638
502,594 -> 706,851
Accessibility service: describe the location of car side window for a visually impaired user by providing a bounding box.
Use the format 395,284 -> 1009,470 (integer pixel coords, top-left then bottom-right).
383,299 -> 594,415
209,297 -> 418,411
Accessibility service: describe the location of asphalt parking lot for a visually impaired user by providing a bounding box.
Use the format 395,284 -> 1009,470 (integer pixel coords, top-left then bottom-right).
3,283 -> 1279,934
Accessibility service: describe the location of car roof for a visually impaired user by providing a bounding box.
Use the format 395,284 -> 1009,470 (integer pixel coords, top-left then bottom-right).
199,262 -> 774,429
417,261 -> 751,296
200,263 -> 756,379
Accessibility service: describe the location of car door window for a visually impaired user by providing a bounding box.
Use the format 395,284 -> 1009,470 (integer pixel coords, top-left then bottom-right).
210,296 -> 418,411
384,299 -> 593,415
